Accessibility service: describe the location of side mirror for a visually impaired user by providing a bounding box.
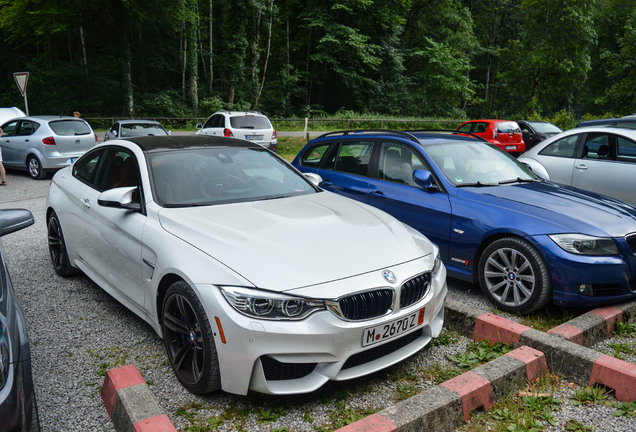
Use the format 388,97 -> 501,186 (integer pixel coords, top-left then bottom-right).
195,123 -> 203,129
113,130 -> 118,137
413,169 -> 437,191
521,129 -> 529,134
98,186 -> 141,211
303,172 -> 323,187
0,209 -> 34,237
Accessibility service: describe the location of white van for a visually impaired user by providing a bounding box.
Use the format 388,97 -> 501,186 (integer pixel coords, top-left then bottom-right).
0,107 -> 26,126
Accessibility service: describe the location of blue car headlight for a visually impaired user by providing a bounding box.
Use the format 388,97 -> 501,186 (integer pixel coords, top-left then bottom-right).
220,286 -> 326,320
549,234 -> 618,256
0,314 -> 10,392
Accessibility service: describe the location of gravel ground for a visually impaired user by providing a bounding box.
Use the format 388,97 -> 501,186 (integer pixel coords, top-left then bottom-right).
1,170 -> 634,432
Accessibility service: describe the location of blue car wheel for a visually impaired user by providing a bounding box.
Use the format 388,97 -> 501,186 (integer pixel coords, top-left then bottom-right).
478,237 -> 551,314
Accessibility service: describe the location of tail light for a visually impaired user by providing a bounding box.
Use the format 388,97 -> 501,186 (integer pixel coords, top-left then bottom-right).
223,128 -> 233,138
42,136 -> 56,145
272,130 -> 277,139
94,133 -> 98,143
493,129 -> 498,140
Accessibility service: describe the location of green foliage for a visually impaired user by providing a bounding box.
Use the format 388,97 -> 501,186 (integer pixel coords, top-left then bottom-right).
612,400 -> 636,418
445,340 -> 512,369
614,321 -> 636,338
569,385 -> 610,405
0,0 -> 632,119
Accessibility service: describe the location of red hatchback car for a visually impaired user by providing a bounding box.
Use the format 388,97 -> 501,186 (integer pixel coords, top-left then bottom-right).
456,120 -> 525,155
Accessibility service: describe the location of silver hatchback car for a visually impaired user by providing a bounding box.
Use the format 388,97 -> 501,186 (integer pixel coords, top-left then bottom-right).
0,115 -> 98,179
518,126 -> 636,206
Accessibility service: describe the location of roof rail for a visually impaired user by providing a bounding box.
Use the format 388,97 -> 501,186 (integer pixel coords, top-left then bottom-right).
406,129 -> 490,143
316,129 -> 420,144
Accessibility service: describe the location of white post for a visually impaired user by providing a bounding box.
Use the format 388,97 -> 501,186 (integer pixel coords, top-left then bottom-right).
304,117 -> 309,140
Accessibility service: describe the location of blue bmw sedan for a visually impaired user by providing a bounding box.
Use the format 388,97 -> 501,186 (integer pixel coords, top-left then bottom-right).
292,130 -> 636,313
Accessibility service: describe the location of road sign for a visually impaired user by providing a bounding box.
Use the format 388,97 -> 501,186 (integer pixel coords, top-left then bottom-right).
13,72 -> 30,115
13,72 -> 29,96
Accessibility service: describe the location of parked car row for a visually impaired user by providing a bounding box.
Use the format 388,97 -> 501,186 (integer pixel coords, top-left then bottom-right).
3,109 -> 636,403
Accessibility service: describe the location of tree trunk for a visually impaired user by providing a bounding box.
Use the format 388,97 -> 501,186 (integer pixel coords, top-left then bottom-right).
209,0 -> 214,93
254,0 -> 273,109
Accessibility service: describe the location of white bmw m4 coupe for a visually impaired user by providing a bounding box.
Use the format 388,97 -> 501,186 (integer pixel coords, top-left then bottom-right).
46,135 -> 447,396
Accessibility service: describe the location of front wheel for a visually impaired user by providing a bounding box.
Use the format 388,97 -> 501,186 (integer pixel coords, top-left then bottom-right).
478,237 -> 551,314
27,156 -> 46,179
161,281 -> 221,394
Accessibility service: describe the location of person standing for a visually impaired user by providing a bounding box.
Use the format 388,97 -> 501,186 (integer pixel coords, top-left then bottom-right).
0,127 -> 6,185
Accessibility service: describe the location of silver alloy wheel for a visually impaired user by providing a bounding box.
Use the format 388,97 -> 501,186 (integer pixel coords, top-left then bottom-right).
28,157 -> 42,179
482,247 -> 536,308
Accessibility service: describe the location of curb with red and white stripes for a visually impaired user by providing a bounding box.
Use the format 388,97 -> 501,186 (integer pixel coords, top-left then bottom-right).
101,297 -> 636,432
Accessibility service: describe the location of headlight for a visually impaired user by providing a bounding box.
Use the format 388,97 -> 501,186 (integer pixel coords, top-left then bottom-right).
220,287 -> 326,320
0,314 -> 10,392
432,252 -> 442,278
549,234 -> 618,255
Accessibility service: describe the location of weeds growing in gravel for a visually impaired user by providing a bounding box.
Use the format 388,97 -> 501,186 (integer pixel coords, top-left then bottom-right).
445,340 -> 512,369
613,321 -> 636,337
569,385 -> 610,406
612,400 -> 636,418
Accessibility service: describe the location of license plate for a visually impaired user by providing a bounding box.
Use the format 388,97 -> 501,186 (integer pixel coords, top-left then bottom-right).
245,135 -> 263,140
505,145 -> 517,150
362,308 -> 425,347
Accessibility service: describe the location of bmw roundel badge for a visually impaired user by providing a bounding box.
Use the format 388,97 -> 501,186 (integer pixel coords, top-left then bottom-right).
382,270 -> 396,283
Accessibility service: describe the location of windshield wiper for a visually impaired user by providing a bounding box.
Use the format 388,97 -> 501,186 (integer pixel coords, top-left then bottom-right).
456,181 -> 497,187
498,177 -> 538,185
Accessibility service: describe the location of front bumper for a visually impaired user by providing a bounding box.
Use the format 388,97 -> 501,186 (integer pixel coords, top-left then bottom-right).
196,257 -> 447,395
530,234 -> 636,307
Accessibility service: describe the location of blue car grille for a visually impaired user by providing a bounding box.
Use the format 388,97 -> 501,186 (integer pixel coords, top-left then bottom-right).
338,289 -> 393,320
400,273 -> 431,308
626,233 -> 636,254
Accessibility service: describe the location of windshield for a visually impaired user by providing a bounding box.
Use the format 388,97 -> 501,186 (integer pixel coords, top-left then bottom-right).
529,122 -> 562,134
49,119 -> 92,136
229,115 -> 272,129
121,123 -> 168,137
496,122 -> 521,133
149,147 -> 315,207
426,141 -> 538,186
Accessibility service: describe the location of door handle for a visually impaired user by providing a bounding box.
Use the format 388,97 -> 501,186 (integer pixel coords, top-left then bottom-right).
81,198 -> 91,208
372,191 -> 386,199
575,164 -> 587,170
322,179 -> 333,186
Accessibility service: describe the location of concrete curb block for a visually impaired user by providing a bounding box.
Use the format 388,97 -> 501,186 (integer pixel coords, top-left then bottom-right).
445,297 -> 636,402
102,365 -> 177,432
337,346 -> 547,431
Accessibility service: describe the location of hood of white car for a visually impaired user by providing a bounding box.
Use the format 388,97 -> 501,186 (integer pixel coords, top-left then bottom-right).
158,191 -> 432,291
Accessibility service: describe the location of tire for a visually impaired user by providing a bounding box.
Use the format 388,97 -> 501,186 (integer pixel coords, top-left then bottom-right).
478,237 -> 551,314
47,211 -> 78,276
27,156 -> 46,180
161,281 -> 221,394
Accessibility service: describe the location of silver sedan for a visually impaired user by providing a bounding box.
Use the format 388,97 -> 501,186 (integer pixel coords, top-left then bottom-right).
46,135 -> 447,396
518,126 -> 636,206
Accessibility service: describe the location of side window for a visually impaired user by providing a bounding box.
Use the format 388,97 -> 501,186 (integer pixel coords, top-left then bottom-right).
74,148 -> 106,187
332,141 -> 375,176
203,116 -> 215,128
538,135 -> 578,158
110,123 -> 119,135
300,143 -> 331,168
617,137 -> 636,162
212,114 -> 225,128
378,142 -> 424,187
100,149 -> 141,191
18,121 -> 39,136
583,133 -> 611,159
474,122 -> 488,134
457,123 -> 473,133
1,121 -> 19,136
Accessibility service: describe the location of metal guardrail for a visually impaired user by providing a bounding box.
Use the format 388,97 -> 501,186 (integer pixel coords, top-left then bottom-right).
83,117 -> 465,131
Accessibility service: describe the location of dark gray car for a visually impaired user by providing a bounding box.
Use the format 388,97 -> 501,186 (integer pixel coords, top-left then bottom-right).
0,116 -> 98,179
0,209 -> 39,431
516,120 -> 563,150
104,119 -> 170,141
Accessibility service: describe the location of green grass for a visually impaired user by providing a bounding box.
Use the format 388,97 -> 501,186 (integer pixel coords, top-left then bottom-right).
277,136 -> 308,160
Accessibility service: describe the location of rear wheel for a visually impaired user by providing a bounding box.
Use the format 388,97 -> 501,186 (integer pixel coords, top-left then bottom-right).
478,237 -> 551,314
47,211 -> 78,276
27,156 -> 46,179
161,281 -> 221,394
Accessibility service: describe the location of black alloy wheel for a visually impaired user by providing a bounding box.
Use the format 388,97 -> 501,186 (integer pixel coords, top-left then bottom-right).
161,281 -> 220,394
47,212 -> 78,276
